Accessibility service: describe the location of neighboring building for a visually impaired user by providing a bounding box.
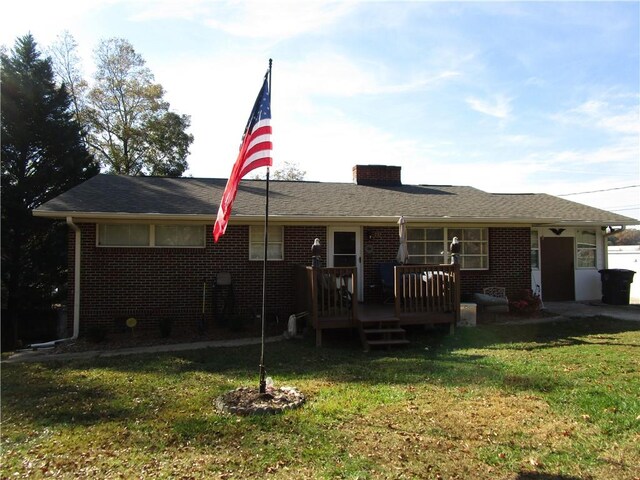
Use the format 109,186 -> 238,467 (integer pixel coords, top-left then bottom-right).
33,165 -> 638,337
608,245 -> 640,304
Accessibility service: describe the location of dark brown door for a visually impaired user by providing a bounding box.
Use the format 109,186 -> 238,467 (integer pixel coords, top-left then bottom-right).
541,237 -> 575,301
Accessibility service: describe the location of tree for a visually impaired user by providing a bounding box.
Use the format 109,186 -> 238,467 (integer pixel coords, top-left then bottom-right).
1,34 -> 99,346
84,38 -> 193,176
253,160 -> 307,181
608,228 -> 640,246
48,31 -> 88,130
273,161 -> 306,181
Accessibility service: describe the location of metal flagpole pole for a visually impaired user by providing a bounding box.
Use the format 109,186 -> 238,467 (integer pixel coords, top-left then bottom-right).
259,59 -> 272,395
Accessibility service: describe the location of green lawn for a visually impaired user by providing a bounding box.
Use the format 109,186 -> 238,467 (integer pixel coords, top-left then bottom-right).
2,318 -> 639,479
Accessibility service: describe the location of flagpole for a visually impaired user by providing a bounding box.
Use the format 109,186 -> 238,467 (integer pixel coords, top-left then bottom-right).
259,59 -> 272,395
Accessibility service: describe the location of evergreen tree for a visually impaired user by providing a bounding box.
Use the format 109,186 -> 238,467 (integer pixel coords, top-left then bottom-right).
1,34 -> 98,346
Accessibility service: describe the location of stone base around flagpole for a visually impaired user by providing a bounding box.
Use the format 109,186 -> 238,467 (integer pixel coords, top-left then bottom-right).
215,385 -> 305,416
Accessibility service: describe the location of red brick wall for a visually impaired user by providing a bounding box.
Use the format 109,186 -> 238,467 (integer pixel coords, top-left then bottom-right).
67,223 -> 327,336
461,228 -> 532,301
66,224 -> 530,336
352,165 -> 402,186
360,226 -> 531,303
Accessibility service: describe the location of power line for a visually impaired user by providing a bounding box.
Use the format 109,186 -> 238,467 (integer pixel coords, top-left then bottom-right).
605,203 -> 640,209
557,185 -> 640,197
611,206 -> 640,212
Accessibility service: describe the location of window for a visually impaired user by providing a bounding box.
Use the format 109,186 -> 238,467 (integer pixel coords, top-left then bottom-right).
155,225 -> 204,247
98,224 -> 150,246
576,230 -> 597,268
98,224 -> 205,247
531,229 -> 540,269
407,227 -> 489,269
249,226 -> 284,260
448,228 -> 488,269
333,231 -> 357,267
407,228 -> 444,264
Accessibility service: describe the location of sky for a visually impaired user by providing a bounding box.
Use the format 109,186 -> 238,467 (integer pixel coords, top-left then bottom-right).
2,0 -> 639,222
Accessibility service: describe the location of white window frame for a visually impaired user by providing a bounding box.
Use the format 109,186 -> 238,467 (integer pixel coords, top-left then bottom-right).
531,229 -> 540,270
97,224 -> 205,248
249,225 -> 284,261
407,227 -> 489,270
328,226 -> 363,302
576,229 -> 597,269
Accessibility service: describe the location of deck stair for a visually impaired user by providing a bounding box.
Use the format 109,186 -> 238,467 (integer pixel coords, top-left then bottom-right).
358,316 -> 410,351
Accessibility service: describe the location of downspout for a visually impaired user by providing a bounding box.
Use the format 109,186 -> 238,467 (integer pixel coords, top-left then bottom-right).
28,217 -> 81,348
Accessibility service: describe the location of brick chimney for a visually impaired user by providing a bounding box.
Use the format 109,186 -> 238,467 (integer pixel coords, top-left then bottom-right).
352,165 -> 402,186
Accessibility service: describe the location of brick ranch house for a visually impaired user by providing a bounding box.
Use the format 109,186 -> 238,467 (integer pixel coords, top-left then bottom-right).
33,164 -> 637,343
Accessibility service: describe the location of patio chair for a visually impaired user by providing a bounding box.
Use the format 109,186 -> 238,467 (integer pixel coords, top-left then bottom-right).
378,262 -> 396,304
319,272 -> 353,313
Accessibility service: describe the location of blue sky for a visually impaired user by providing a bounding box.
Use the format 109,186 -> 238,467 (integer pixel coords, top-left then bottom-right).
2,1 -> 639,222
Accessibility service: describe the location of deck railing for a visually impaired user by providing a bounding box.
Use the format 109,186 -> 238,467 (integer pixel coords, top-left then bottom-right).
293,266 -> 358,345
294,264 -> 459,346
394,264 -> 461,324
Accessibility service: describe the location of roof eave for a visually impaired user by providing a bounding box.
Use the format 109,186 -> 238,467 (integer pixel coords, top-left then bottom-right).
32,210 -> 212,222
33,210 -> 637,227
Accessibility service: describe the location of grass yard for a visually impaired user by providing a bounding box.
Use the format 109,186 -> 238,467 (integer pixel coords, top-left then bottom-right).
1,317 -> 639,479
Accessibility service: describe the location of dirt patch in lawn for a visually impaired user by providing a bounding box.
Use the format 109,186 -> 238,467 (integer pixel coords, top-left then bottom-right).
215,385 -> 306,415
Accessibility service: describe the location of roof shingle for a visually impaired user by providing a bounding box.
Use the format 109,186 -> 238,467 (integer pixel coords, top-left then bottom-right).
34,174 -> 638,226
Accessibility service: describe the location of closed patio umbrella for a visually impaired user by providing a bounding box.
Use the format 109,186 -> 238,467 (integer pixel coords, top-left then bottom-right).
396,216 -> 409,264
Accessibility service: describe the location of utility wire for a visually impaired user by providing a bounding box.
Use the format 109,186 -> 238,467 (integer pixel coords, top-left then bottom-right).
611,206 -> 640,212
558,185 -> 640,197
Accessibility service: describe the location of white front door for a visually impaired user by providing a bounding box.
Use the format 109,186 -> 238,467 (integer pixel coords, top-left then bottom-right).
328,227 -> 363,301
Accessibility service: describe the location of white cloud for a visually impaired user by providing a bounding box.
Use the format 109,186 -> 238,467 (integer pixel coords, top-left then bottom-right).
201,1 -> 357,42
553,95 -> 640,135
0,0 -> 108,46
126,0 -> 210,21
546,142 -> 639,169
496,134 -> 549,148
281,53 -> 460,100
466,94 -> 512,119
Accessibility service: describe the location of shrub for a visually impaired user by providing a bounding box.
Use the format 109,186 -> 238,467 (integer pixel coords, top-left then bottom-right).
509,289 -> 542,316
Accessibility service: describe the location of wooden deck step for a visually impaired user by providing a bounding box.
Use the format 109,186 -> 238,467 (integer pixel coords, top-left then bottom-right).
362,328 -> 406,334
367,339 -> 411,346
358,314 -> 410,351
360,317 -> 400,326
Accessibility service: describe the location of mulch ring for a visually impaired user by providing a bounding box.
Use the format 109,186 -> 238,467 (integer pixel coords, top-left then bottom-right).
215,385 -> 306,415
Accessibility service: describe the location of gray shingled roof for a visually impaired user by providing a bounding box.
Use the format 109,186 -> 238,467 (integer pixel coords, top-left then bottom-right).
34,174 -> 638,226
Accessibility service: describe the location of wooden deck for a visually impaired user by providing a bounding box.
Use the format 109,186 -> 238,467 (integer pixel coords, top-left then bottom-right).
357,304 -> 409,350
294,264 -> 461,348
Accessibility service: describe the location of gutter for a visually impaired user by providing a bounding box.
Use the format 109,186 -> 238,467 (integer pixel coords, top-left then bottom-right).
28,217 -> 81,349
33,210 -> 637,228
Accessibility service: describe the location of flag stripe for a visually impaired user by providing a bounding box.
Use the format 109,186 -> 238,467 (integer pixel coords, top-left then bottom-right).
245,141 -> 272,162
239,158 -> 272,180
213,72 -> 272,243
247,132 -> 272,150
251,118 -> 271,131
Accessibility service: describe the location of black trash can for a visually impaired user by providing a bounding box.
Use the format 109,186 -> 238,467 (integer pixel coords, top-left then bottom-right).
598,269 -> 636,305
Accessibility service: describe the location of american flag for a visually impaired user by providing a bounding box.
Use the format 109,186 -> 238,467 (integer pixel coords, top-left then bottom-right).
213,73 -> 272,242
